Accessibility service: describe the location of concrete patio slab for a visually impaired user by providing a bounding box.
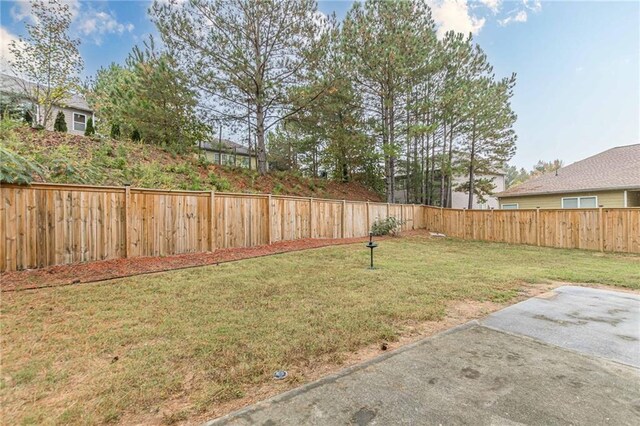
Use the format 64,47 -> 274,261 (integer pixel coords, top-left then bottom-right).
205,286 -> 640,425
482,286 -> 640,368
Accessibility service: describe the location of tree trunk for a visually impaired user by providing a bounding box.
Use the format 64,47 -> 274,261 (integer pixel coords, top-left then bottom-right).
256,102 -> 267,174
468,119 -> 477,209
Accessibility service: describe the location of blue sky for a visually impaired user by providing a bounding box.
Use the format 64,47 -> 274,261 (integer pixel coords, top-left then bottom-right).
1,0 -> 638,170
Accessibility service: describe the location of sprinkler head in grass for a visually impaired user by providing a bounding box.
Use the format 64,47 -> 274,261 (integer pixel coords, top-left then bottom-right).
365,232 -> 378,269
273,370 -> 288,380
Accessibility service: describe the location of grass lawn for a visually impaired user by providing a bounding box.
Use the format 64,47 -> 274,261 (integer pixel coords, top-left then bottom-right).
2,235 -> 639,425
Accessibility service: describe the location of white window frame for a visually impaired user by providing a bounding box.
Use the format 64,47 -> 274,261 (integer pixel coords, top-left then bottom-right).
501,203 -> 519,210
73,113 -> 86,132
561,196 -> 598,209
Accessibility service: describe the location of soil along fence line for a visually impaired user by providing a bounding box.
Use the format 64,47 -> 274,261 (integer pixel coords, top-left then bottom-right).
1,183 -> 638,272
0,183 -> 424,272
423,206 -> 640,254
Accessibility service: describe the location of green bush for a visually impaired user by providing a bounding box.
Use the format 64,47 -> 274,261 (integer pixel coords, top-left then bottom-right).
370,216 -> 404,236
84,117 -> 95,136
208,172 -> 232,192
272,182 -> 285,194
110,123 -> 121,139
47,145 -> 101,184
0,145 -> 43,184
53,111 -> 67,132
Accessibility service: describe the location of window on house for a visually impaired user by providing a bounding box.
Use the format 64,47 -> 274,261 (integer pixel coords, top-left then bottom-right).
562,196 -> 597,208
501,203 -> 519,209
73,113 -> 86,131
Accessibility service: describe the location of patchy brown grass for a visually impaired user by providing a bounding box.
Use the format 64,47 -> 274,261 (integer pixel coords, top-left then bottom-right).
1,235 -> 638,425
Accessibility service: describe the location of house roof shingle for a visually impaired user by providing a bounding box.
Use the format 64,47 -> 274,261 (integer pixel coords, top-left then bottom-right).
0,73 -> 92,112
497,144 -> 640,198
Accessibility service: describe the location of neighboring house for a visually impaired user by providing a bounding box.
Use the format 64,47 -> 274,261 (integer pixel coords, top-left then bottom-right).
450,172 -> 506,210
497,144 -> 640,209
199,138 -> 258,169
0,73 -> 94,136
393,171 -> 505,209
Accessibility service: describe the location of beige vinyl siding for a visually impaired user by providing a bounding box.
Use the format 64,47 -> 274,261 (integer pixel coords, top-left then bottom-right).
498,190 -> 626,209
47,106 -> 92,135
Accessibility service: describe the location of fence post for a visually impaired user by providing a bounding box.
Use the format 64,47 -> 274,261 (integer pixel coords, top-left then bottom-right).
342,199 -> 346,239
267,194 -> 272,245
463,208 -> 467,240
387,202 -> 390,218
209,190 -> 216,251
535,207 -> 540,247
412,204 -> 417,230
366,201 -> 370,233
440,207 -> 444,233
309,197 -> 314,239
124,184 -> 131,258
599,205 -> 604,252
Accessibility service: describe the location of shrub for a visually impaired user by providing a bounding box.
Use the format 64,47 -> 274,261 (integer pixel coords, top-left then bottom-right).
110,123 -> 121,139
53,111 -> 67,132
208,172 -> 232,192
84,117 -> 95,136
272,182 -> 284,194
24,109 -> 33,125
370,216 -> 404,236
131,129 -> 141,141
0,145 -> 43,184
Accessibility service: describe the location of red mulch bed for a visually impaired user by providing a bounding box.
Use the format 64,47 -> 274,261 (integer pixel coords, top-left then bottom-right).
1,235 -> 408,292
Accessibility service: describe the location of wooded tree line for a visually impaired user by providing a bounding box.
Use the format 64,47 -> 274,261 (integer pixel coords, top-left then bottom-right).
8,0 -> 518,206
149,0 -> 517,205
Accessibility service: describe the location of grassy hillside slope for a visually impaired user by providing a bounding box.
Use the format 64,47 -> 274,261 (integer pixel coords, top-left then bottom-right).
1,124 -> 383,201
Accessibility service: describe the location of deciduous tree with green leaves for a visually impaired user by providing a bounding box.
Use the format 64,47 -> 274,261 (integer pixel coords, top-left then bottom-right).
7,0 -> 83,128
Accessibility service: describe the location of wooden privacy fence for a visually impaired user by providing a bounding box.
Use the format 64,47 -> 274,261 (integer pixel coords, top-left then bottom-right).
2,183 -> 638,272
0,183 -> 425,272
424,206 -> 640,254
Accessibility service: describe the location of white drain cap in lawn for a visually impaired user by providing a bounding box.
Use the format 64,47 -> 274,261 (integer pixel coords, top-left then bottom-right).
273,370 -> 288,380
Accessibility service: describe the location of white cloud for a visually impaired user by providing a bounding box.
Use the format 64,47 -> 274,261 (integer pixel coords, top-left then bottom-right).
523,0 -> 542,13
479,0 -> 502,14
0,26 -> 23,72
9,1 -> 133,46
498,10 -> 528,26
10,0 -> 81,23
77,9 -> 135,45
428,0 -> 486,38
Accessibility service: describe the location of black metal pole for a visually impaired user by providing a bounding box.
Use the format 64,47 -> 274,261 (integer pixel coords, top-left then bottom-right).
370,246 -> 374,269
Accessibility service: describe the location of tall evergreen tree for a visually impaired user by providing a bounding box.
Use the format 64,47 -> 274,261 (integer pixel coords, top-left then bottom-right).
341,0 -> 436,202
151,0 -> 331,174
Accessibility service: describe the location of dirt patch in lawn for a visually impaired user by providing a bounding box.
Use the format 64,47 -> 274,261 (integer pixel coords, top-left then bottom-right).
1,233 -> 419,292
147,285 -> 556,425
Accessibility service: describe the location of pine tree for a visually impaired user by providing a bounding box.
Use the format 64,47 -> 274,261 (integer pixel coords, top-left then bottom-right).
53,111 -> 67,132
151,0 -> 331,175
341,0 -> 437,202
84,117 -> 95,136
